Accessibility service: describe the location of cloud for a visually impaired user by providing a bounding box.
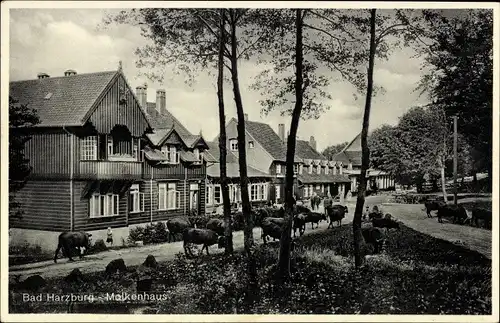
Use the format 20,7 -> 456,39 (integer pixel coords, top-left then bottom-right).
9,9 -> 429,153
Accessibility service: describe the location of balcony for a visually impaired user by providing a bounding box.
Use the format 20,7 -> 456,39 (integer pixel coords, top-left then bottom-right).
78,160 -> 143,180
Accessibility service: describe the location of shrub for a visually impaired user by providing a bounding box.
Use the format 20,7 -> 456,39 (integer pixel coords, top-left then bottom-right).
151,222 -> 168,244
9,242 -> 53,266
128,226 -> 145,244
88,239 -> 108,254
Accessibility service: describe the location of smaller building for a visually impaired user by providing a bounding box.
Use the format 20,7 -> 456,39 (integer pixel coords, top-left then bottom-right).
333,133 -> 395,193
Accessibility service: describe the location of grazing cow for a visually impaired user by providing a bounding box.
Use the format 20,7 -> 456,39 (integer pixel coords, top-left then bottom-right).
183,228 -> 224,257
471,208 -> 492,229
361,227 -> 386,254
54,232 -> 92,263
372,217 -> 400,229
206,218 -> 225,236
166,218 -> 192,242
368,211 -> 383,220
261,218 -> 283,243
305,212 -> 327,230
437,204 -> 468,224
424,200 -> 446,218
293,213 -> 307,237
296,204 -> 311,215
326,205 -> 348,228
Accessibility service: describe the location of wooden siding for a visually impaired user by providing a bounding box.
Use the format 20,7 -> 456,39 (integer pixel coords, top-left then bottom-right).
73,181 -> 127,231
77,161 -> 143,180
142,162 -> 185,180
89,74 -> 149,137
10,180 -> 71,232
187,164 -> 206,180
164,131 -> 183,145
23,131 -> 71,178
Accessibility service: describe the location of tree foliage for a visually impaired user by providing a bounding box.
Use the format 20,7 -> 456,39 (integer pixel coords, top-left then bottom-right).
417,9 -> 493,179
9,97 -> 40,218
322,141 -> 349,160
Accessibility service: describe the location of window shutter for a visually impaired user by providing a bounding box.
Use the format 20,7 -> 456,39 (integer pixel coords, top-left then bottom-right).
176,190 -> 180,209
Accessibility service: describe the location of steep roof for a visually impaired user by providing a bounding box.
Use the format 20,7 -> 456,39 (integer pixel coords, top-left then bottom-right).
206,141 -> 238,163
145,102 -> 192,138
9,71 -> 118,127
296,140 -> 325,160
245,119 -> 289,161
332,132 -> 362,165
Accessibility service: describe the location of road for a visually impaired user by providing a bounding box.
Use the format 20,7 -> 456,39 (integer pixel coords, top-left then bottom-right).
9,194 -> 492,281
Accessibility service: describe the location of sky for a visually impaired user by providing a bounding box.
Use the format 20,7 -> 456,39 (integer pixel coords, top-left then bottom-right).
9,8 -> 431,152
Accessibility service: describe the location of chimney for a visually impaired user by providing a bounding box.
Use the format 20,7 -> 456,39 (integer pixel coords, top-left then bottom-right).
37,72 -> 50,79
244,113 -> 248,121
135,84 -> 147,109
309,136 -> 317,151
278,124 -> 285,142
64,69 -> 77,77
156,89 -> 166,115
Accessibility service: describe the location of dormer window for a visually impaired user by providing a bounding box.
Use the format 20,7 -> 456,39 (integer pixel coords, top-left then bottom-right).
299,164 -> 303,174
333,166 -> 337,175
309,165 -> 313,174
230,139 -> 238,151
325,167 -> 329,175
161,145 -> 179,164
276,164 -> 281,174
339,166 -> 343,175
316,166 -> 321,175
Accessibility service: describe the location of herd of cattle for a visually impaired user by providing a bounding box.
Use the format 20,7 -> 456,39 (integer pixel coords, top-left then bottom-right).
52,198 -> 491,263
423,199 -> 492,228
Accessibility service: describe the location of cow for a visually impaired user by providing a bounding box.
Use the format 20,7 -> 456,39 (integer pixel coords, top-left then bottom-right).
437,204 -> 468,224
296,204 -> 311,215
471,207 -> 492,229
293,213 -> 307,237
54,232 -> 92,263
372,217 -> 400,229
361,227 -> 386,254
326,204 -> 348,228
206,218 -> 225,236
261,218 -> 283,243
166,218 -> 192,242
368,211 -> 383,220
305,212 -> 327,230
424,200 -> 446,218
183,228 -> 224,257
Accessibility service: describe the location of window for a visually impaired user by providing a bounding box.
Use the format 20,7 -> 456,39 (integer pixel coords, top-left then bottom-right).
275,185 -> 281,200
190,183 -> 199,210
161,145 -> 180,164
81,136 -> 97,161
193,148 -> 200,162
249,141 -> 254,149
299,164 -> 303,175
339,166 -> 343,175
158,182 -> 179,210
325,167 -> 329,175
251,185 -> 258,201
130,184 -> 145,213
304,186 -> 308,198
333,166 -> 337,175
214,185 -> 221,204
276,164 -> 282,174
230,139 -> 238,151
309,165 -> 313,174
89,193 -> 119,217
317,166 -> 321,175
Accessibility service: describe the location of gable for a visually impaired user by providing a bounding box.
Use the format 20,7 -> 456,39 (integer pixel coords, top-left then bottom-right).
344,132 -> 361,152
9,71 -> 117,128
87,73 -> 151,137
164,130 -> 184,145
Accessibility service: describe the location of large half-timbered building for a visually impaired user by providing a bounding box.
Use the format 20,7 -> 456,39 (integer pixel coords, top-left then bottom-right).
9,66 -> 210,250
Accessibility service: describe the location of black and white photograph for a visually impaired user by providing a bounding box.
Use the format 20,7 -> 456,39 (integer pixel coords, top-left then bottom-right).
1,1 -> 498,321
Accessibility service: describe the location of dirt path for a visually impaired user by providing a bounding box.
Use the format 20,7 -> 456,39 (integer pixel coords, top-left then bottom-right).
9,195 -> 492,281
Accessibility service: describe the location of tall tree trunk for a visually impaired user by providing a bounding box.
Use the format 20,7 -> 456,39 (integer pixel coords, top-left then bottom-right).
228,9 -> 256,304
439,162 -> 448,202
277,8 -> 304,281
217,9 -> 233,255
353,9 -> 377,269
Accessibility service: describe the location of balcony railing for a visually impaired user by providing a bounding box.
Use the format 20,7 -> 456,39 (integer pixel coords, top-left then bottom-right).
78,160 -> 143,180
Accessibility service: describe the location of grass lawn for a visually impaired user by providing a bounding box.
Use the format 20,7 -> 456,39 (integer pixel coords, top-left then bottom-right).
9,224 -> 491,315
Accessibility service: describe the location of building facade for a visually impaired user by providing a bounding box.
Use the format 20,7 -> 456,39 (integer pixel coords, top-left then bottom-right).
9,66 -> 209,251
333,133 -> 395,193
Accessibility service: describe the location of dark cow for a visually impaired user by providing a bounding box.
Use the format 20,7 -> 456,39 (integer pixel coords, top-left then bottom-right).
372,217 -> 400,229
326,205 -> 348,228
368,212 -> 383,220
54,232 -> 92,263
361,227 -> 386,254
183,228 -> 224,257
471,208 -> 492,229
166,218 -> 192,242
305,212 -> 327,230
424,200 -> 446,218
296,204 -> 311,215
206,218 -> 225,236
437,204 -> 468,224
293,213 -> 307,237
261,218 -> 284,244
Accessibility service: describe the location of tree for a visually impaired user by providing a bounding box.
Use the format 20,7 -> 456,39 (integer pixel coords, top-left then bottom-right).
322,141 -> 349,160
417,9 -> 493,189
9,97 -> 40,218
216,9 -> 233,255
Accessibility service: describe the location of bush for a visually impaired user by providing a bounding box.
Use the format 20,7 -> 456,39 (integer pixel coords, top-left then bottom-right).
9,242 -> 53,266
127,222 -> 170,246
88,239 -> 108,254
128,226 -> 145,244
